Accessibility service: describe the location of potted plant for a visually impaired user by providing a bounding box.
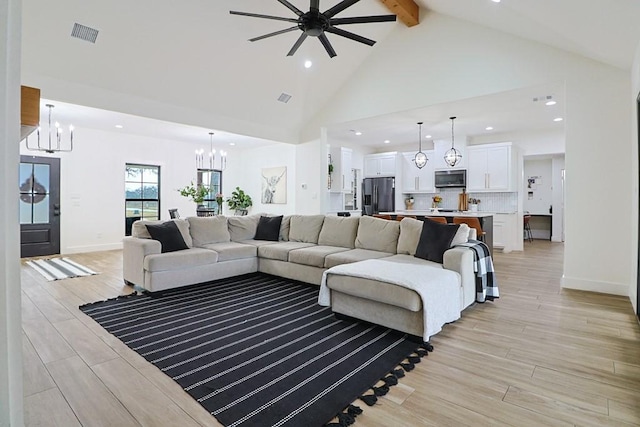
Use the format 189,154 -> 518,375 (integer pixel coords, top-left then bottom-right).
178,181 -> 211,205
226,186 -> 252,216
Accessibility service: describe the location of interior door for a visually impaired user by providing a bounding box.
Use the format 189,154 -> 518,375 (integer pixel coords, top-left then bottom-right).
20,156 -> 61,258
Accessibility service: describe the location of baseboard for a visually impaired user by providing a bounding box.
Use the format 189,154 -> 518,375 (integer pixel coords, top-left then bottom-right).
561,275 -> 629,296
63,242 -> 123,254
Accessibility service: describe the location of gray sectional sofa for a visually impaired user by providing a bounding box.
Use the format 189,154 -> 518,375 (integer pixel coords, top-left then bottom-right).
123,214 -> 479,340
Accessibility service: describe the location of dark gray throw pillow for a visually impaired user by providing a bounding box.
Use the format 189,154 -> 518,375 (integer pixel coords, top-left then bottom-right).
254,215 -> 283,241
414,219 -> 460,263
145,221 -> 189,253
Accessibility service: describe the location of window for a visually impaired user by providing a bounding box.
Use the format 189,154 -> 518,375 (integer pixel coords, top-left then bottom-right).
125,164 -> 160,235
197,169 -> 222,211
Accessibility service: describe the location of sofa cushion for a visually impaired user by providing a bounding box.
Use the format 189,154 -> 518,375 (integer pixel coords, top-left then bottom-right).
327,274 -> 422,312
145,221 -> 189,253
355,216 -> 400,254
317,216 -> 359,249
279,215 -> 291,241
289,215 -> 325,244
239,239 -> 280,248
415,220 -> 460,264
324,248 -> 394,269
144,248 -> 218,272
258,242 -> 316,262
383,254 -> 444,270
254,215 -> 283,241
228,214 -> 261,241
200,241 -> 257,262
132,219 -> 193,247
397,218 -> 471,256
187,216 -> 230,247
288,246 -> 350,268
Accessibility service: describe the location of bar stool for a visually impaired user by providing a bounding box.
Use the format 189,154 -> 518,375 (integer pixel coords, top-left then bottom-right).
395,215 -> 417,221
453,217 -> 485,242
523,213 -> 533,243
373,214 -> 392,220
426,216 -> 448,224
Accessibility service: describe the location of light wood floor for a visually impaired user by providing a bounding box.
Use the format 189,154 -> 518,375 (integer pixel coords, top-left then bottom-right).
21,242 -> 640,426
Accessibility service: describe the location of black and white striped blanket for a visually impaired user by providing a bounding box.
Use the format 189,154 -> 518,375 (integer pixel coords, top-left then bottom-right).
455,240 -> 499,302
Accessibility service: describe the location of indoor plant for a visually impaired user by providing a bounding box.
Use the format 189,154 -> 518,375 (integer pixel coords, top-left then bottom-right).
178,182 -> 211,205
226,186 -> 252,215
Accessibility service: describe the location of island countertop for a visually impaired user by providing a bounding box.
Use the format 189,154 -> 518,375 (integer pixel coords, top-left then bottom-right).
378,210 -> 494,218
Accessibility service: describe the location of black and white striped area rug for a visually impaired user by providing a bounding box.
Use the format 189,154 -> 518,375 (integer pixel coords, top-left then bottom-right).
27,257 -> 99,281
80,273 -> 429,427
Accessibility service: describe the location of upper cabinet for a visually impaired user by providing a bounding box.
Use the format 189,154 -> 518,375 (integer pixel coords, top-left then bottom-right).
329,147 -> 353,193
466,142 -> 517,192
401,151 -> 435,193
364,152 -> 397,177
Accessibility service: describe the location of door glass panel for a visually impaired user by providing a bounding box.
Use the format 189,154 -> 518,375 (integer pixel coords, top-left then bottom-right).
32,195 -> 50,224
33,164 -> 50,194
20,198 -> 32,224
19,163 -> 32,192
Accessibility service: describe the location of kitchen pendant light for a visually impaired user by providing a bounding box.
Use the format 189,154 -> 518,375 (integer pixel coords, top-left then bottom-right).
413,122 -> 428,169
444,116 -> 462,167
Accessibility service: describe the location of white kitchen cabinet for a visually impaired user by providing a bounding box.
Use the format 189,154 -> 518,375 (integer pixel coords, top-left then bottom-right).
364,152 -> 397,177
493,213 -> 516,253
401,151 -> 435,193
329,147 -> 353,192
466,143 -> 516,192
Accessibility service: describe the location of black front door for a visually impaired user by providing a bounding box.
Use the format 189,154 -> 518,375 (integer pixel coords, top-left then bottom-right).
20,156 -> 61,257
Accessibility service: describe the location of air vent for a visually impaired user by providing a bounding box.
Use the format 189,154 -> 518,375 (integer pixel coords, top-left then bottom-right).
277,93 -> 292,103
532,95 -> 553,103
71,23 -> 99,43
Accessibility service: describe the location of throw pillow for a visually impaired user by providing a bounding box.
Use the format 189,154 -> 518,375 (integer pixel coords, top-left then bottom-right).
255,215 -> 283,241
415,219 -> 460,263
145,221 -> 189,253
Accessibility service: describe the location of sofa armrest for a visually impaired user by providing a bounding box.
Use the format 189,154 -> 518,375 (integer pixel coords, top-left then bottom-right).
443,247 -> 476,309
123,237 -> 161,287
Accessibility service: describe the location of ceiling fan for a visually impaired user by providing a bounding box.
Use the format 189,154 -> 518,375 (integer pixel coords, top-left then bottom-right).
230,0 -> 397,58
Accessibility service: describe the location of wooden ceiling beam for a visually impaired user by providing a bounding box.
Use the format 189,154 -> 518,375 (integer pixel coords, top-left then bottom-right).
379,0 -> 420,27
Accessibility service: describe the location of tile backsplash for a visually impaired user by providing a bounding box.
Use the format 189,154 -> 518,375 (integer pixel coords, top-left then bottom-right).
405,189 -> 517,213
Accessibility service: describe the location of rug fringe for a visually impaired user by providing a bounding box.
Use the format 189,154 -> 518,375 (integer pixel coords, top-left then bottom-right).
78,292 -> 141,309
324,341 -> 435,426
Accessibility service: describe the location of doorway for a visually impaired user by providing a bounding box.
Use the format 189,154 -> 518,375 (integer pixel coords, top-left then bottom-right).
19,155 -> 61,257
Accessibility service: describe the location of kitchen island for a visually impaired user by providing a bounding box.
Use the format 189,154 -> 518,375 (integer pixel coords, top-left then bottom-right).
378,211 -> 494,254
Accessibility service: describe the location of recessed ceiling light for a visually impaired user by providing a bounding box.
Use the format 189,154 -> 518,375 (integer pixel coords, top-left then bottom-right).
425,135 -> 432,139
546,100 -> 557,106
553,117 -> 563,122
229,142 -> 236,146
115,124 -> 123,129
355,131 -> 362,136
485,126 -> 494,131
304,60 -> 312,69
384,140 -> 390,144
491,0 -> 501,3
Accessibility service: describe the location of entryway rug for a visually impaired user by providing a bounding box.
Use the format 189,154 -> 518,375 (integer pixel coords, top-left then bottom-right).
80,273 -> 430,427
27,257 -> 99,281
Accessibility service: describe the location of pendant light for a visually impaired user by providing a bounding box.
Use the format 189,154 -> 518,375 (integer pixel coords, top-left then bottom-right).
25,104 -> 74,153
444,116 -> 462,167
413,122 -> 428,169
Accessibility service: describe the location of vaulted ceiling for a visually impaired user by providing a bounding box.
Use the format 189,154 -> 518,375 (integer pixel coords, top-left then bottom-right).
21,0 -> 640,147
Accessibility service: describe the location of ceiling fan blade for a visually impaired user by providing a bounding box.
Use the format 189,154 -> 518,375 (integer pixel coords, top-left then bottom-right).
277,0 -> 304,16
310,0 -> 320,11
318,34 -> 337,58
250,26 -> 300,42
324,0 -> 360,18
330,15 -> 397,25
230,11 -> 299,23
287,33 -> 308,56
325,27 -> 375,46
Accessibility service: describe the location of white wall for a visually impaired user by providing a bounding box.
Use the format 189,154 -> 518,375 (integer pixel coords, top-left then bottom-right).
296,139 -> 323,215
306,12 -> 633,298
1,0 -> 24,424
472,129 -> 565,156
551,156 -> 565,242
524,159 -> 553,215
630,40 -> 640,315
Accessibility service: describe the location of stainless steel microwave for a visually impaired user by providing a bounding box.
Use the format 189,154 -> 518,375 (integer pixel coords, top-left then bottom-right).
434,169 -> 466,188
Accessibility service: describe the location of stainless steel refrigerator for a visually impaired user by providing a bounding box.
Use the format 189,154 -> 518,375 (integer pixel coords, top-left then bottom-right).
362,177 -> 395,215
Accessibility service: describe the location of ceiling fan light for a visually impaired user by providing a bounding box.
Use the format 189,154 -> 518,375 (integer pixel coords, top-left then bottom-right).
414,152 -> 428,169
